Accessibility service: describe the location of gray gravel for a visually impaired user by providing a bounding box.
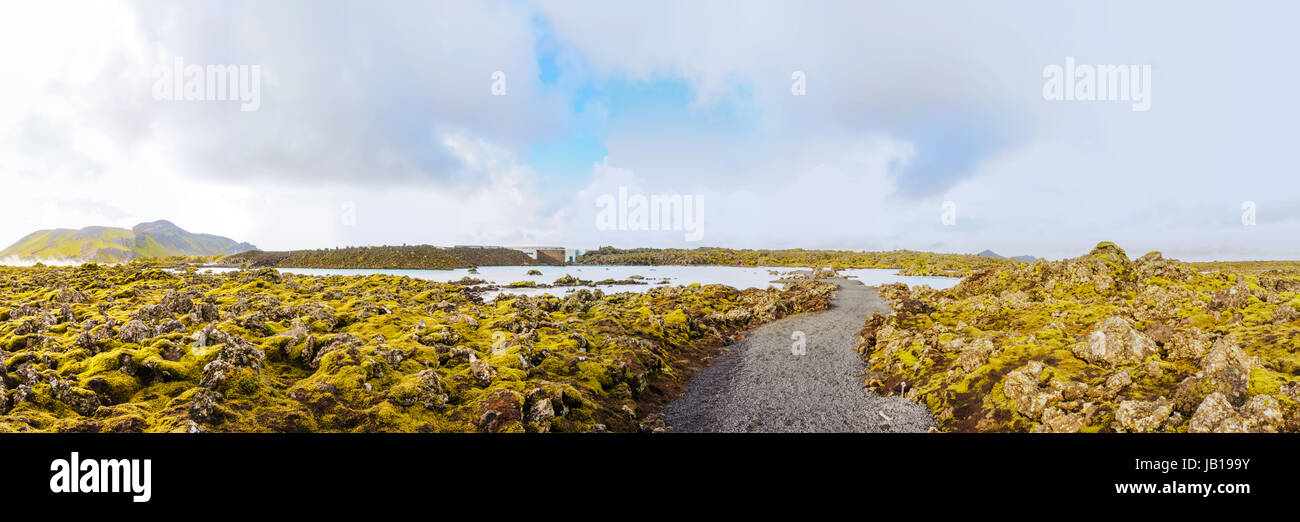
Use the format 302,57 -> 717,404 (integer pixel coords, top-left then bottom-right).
662,277 -> 936,433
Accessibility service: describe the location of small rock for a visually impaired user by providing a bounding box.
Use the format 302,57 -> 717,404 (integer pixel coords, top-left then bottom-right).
1173,336 -> 1255,412
1165,329 -> 1211,360
188,390 -> 225,424
475,389 -> 523,433
898,299 -> 935,315
468,354 -> 496,386
1041,406 -> 1083,433
637,413 -> 668,433
1113,397 -> 1174,432
1273,303 -> 1299,324
1187,392 -> 1282,433
527,397 -> 556,433
1101,370 -> 1133,399
117,319 -> 154,345
1071,316 -> 1158,367
1002,361 -> 1062,420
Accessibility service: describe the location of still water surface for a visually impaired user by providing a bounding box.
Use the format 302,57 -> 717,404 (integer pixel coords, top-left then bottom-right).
201,264 -> 961,297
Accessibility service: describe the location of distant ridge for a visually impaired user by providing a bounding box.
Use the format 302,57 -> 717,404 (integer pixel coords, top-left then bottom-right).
979,250 -> 1038,262
0,220 -> 256,262
224,245 -> 547,270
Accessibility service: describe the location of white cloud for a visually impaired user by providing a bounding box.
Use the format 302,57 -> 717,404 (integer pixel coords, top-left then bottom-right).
537,0 -> 1300,259
0,0 -> 565,250
3,1 -> 1299,261
566,135 -> 921,249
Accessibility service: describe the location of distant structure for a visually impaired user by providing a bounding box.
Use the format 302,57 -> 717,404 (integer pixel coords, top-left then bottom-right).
456,245 -> 568,265
513,246 -> 566,264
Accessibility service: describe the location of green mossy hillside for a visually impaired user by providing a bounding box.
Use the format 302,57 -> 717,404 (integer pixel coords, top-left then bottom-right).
0,220 -> 255,263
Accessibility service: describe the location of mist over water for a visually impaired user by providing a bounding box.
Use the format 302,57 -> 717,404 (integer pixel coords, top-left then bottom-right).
0,256 -> 83,267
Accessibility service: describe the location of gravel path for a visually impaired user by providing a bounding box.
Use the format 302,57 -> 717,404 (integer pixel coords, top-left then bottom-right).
662,277 -> 936,433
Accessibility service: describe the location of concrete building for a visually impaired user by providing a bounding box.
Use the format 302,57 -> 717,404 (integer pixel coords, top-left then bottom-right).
455,245 -> 567,265
512,246 -> 566,265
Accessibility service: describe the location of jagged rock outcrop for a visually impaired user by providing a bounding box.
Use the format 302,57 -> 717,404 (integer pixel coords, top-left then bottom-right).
117,320 -> 154,345
197,326 -> 265,390
1071,316 -> 1159,367
1173,336 -> 1256,413
1002,362 -> 1061,420
1113,397 -> 1174,433
858,241 -> 1300,433
0,261 -> 837,433
1188,392 -> 1282,433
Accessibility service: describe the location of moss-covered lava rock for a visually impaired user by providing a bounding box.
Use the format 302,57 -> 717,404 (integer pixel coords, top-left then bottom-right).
0,263 -> 834,433
856,242 -> 1300,433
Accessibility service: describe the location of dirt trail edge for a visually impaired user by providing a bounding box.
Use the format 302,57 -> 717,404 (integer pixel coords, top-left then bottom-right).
662,277 -> 936,433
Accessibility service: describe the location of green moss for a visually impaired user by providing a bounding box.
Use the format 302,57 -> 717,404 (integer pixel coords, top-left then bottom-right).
0,263 -> 834,432
574,246 -> 1015,277
861,243 -> 1300,432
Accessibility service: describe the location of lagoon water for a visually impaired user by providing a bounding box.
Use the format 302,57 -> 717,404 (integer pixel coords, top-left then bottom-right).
201,265 -> 961,298
837,268 -> 962,290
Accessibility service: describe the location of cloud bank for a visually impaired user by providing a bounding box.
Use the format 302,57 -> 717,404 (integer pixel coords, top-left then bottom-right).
1,0 -> 1297,261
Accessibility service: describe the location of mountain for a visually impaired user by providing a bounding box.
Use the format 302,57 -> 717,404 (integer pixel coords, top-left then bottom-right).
979,250 -> 1037,262
0,220 -> 256,262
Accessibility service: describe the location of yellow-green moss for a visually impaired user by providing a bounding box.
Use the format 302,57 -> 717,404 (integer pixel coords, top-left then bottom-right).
0,263 -> 834,433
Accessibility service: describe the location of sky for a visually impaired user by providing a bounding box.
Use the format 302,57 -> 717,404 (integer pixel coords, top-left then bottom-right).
0,0 -> 1297,261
